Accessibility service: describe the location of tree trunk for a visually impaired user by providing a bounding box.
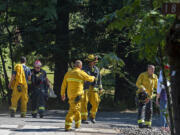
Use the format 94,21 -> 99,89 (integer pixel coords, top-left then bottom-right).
171,63 -> 180,135
53,0 -> 69,98
0,76 -> 4,97
0,48 -> 11,104
166,19 -> 180,135
114,76 -> 128,102
5,1 -> 14,71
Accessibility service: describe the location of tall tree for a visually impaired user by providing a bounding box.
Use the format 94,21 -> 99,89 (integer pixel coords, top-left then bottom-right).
0,48 -> 10,104
53,0 -> 70,97
166,19 -> 180,135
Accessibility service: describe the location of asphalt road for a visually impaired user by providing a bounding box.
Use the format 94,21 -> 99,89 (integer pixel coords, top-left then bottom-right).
0,110 -> 170,135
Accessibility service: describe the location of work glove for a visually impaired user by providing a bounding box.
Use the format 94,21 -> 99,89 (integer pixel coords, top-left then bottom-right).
138,91 -> 148,104
17,85 -> 22,92
74,95 -> 82,103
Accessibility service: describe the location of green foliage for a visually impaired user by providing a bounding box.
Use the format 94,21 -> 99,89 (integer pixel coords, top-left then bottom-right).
99,53 -> 125,76
103,0 -> 176,62
101,72 -> 115,90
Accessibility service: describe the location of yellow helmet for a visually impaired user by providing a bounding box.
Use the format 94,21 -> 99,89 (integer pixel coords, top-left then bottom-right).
86,54 -> 98,62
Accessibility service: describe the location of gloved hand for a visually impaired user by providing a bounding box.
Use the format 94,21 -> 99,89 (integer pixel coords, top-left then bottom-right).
138,91 -> 148,103
99,89 -> 103,96
140,87 -> 146,92
17,85 -> 22,92
156,94 -> 160,106
145,98 -> 150,104
93,72 -> 98,81
74,95 -> 82,103
61,95 -> 65,101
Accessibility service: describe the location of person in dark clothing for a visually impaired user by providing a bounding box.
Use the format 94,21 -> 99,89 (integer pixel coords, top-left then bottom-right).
30,60 -> 49,118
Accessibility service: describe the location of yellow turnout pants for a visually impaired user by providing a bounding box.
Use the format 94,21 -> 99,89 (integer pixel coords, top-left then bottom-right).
10,85 -> 28,115
81,87 -> 100,120
65,96 -> 83,130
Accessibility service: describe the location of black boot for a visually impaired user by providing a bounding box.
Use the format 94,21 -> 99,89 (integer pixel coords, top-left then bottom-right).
39,109 -> 44,118
10,110 -> 15,118
138,123 -> 145,128
65,129 -> 73,132
90,117 -> 96,124
32,113 -> 37,118
144,125 -> 152,129
39,112 -> 44,118
40,114 -> 44,118
21,113 -> 26,118
82,120 -> 89,124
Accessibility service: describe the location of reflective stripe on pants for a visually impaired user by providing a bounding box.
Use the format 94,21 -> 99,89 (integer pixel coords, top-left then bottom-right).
137,100 -> 152,125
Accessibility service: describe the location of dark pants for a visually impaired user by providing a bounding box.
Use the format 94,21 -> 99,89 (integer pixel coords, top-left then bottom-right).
160,99 -> 168,127
31,89 -> 48,115
137,100 -> 152,126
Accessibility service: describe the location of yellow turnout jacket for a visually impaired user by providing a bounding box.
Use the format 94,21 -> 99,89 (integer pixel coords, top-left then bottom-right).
136,72 -> 158,98
11,64 -> 27,89
61,67 -> 95,99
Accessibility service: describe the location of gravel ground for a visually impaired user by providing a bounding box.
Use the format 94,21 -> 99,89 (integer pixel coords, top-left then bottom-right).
96,111 -> 170,135
0,110 -> 170,135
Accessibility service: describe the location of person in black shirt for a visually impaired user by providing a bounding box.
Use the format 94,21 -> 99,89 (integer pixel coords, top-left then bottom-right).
30,60 -> 49,118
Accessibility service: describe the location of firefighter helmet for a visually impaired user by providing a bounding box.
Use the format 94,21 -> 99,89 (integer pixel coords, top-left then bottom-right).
86,54 -> 98,62
34,60 -> 42,67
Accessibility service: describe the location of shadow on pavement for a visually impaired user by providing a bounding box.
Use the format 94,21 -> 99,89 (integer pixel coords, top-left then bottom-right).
42,116 -> 65,120
0,114 -> 9,117
12,128 -> 64,132
25,120 -> 63,123
96,112 -> 137,126
0,127 -> 64,132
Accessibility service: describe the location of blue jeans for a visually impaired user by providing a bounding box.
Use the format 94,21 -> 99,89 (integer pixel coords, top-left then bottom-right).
160,99 -> 168,127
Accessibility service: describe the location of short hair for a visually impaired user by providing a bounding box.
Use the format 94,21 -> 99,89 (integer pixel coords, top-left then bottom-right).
20,56 -> 26,63
75,60 -> 82,68
147,65 -> 155,69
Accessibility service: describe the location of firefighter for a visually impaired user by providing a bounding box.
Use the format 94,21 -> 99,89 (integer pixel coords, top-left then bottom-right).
61,60 -> 95,131
81,54 -> 103,124
8,56 -> 31,117
30,60 -> 49,118
136,65 -> 158,128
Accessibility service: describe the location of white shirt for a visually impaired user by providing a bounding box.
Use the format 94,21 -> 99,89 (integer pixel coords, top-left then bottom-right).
157,70 -> 170,94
